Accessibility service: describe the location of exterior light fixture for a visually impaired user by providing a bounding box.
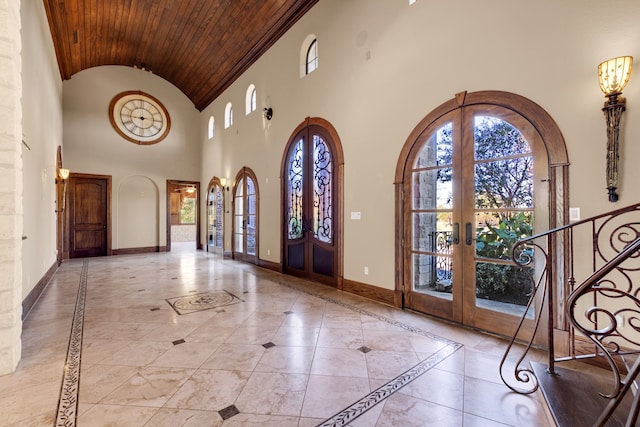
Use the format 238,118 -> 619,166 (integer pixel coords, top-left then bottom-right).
598,56 -> 633,202
263,107 -> 273,120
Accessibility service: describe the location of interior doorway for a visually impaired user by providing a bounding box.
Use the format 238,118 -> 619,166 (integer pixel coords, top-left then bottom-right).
166,180 -> 201,251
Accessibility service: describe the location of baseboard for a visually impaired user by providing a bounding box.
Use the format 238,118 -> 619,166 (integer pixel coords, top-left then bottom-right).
22,261 -> 58,320
342,278 -> 402,308
112,246 -> 165,255
258,258 -> 281,273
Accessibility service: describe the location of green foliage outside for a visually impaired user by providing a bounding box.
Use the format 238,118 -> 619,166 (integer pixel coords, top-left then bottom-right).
180,198 -> 196,224
475,212 -> 534,305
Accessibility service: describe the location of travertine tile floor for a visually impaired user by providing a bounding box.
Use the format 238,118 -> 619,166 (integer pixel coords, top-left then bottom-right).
1,244 -> 553,426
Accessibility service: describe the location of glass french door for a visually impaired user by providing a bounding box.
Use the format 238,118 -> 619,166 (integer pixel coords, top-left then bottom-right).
232,169 -> 258,263
405,104 -> 548,336
207,181 -> 224,253
283,124 -> 338,286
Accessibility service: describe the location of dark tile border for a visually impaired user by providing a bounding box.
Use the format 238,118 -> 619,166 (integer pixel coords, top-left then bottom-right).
55,260 -> 88,427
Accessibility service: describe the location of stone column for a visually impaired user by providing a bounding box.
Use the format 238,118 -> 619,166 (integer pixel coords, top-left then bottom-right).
0,0 -> 23,374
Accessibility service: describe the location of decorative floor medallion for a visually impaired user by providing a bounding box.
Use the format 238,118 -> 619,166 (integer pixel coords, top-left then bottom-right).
166,290 -> 243,315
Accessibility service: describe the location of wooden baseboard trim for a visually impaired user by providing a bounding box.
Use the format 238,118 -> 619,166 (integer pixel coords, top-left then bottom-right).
113,246 -> 165,255
22,261 -> 58,320
342,279 -> 401,308
258,259 -> 281,273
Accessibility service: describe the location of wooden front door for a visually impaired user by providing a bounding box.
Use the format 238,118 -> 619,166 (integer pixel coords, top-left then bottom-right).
67,174 -> 111,258
283,122 -> 339,286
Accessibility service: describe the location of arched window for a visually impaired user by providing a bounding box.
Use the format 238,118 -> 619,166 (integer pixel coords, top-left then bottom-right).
306,39 -> 318,74
224,103 -> 233,129
246,84 -> 257,115
300,34 -> 318,77
395,90 -> 568,340
208,116 -> 215,139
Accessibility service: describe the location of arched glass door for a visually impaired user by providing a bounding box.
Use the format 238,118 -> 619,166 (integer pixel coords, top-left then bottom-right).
207,178 -> 224,254
232,168 -> 258,263
283,119 -> 343,286
404,102 -> 549,337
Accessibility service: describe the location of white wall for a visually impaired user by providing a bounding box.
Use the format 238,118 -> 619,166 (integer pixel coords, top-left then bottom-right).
199,0 -> 640,290
63,66 -> 201,249
21,0 -> 63,298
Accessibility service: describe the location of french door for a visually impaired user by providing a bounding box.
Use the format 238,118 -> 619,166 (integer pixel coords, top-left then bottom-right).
232,168 -> 258,263
404,103 -> 548,337
283,121 -> 340,286
207,179 -> 224,253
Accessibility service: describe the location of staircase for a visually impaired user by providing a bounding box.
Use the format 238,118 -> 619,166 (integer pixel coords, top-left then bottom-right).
500,202 -> 640,426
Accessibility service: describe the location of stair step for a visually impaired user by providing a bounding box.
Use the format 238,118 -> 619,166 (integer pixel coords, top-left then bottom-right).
531,362 -> 636,426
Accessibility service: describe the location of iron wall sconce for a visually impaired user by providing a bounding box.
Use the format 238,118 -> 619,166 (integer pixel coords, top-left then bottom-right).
598,56 -> 633,202
263,107 -> 273,120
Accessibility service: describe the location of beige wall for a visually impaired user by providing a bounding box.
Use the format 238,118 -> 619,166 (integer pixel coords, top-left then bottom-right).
199,0 -> 640,290
21,0 -> 63,298
62,66 -> 201,249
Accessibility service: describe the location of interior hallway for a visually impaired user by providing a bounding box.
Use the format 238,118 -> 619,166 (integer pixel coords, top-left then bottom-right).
1,245 -> 552,426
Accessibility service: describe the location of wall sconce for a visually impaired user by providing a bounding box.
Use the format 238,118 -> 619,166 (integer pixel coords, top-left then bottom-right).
598,56 -> 633,202
220,177 -> 229,192
56,168 -> 70,213
263,107 -> 273,120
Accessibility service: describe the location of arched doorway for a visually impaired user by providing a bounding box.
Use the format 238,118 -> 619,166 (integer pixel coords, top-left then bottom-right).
232,167 -> 258,264
281,117 -> 344,287
396,91 -> 568,338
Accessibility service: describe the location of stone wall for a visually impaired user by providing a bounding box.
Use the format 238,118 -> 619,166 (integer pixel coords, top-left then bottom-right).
0,0 -> 23,374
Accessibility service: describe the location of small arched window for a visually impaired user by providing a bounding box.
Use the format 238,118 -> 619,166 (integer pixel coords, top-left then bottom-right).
225,103 -> 233,129
300,34 -> 318,78
208,116 -> 215,139
306,39 -> 318,74
246,84 -> 257,115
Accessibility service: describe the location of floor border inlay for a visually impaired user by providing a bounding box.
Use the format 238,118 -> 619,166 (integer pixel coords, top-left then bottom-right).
55,260 -> 88,427
268,274 -> 463,425
319,343 -> 460,426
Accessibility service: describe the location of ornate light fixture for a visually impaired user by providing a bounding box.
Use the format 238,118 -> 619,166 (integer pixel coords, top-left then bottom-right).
56,168 -> 70,213
598,56 -> 633,202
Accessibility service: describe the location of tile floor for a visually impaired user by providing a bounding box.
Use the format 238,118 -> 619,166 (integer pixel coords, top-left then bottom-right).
0,244 -> 554,426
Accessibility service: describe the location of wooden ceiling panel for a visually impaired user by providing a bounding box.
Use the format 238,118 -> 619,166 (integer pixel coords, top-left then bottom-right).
43,0 -> 318,111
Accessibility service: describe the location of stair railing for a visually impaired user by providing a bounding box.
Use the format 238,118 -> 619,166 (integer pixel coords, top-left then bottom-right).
500,202 -> 640,396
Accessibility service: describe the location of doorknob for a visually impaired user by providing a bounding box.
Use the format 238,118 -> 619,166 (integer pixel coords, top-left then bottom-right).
452,223 -> 460,245
465,222 -> 472,245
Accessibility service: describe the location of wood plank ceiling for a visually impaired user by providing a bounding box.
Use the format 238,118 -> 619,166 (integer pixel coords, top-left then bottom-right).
43,0 -> 319,111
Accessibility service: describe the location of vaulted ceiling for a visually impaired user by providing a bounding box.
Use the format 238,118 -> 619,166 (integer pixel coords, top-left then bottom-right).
43,0 -> 319,111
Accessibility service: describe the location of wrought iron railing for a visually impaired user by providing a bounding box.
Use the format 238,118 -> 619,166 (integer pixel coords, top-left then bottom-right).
499,202 -> 640,419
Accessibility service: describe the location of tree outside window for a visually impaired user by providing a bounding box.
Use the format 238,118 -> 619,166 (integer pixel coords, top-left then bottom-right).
180,197 -> 196,224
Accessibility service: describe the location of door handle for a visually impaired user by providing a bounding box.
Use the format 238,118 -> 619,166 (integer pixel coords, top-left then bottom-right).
465,222 -> 472,245
452,223 -> 459,245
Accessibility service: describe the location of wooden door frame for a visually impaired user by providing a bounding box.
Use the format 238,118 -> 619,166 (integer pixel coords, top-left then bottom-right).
166,180 -> 202,251
65,173 -> 112,258
231,167 -> 259,264
395,90 -> 569,342
205,176 -> 225,253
